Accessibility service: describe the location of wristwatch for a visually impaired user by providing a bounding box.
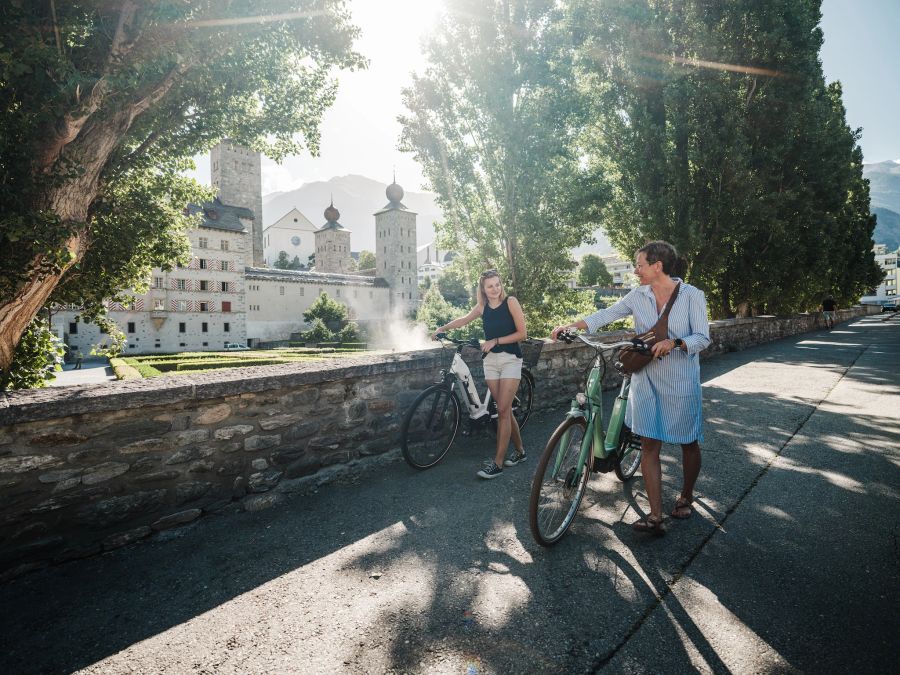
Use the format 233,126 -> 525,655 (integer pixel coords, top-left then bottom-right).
673,338 -> 684,350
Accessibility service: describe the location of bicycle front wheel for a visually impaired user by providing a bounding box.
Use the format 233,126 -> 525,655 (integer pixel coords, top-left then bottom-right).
400,385 -> 461,470
529,416 -> 591,546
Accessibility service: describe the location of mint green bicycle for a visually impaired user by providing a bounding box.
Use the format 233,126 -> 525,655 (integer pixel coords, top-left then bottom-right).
528,331 -> 646,546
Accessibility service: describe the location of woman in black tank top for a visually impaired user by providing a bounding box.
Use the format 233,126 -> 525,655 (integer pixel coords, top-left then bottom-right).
432,269 -> 528,479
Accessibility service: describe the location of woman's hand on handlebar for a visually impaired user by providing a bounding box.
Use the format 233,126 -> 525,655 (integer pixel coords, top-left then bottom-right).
551,323 -> 581,341
431,328 -> 446,341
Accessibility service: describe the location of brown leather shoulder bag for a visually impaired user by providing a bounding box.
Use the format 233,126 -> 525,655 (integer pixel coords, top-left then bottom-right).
616,282 -> 681,375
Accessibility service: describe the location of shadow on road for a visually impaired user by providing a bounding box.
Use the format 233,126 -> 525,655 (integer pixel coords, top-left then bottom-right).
0,317 -> 897,673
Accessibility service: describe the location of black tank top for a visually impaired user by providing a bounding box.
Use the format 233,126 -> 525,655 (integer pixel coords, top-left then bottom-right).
482,297 -> 522,357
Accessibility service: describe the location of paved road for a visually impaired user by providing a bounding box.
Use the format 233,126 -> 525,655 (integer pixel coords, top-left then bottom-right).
1,315 -> 898,674
49,358 -> 116,386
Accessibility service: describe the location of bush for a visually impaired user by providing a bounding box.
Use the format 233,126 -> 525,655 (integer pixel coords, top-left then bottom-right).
301,318 -> 334,344
175,358 -> 285,371
109,358 -> 142,380
337,321 -> 360,342
2,318 -> 65,390
303,292 -> 349,325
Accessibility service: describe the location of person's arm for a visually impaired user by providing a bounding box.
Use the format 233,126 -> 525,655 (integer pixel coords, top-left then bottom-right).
482,296 -> 527,352
682,289 -> 711,354
433,304 -> 483,339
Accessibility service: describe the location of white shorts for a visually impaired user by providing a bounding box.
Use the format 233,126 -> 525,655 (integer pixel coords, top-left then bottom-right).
483,351 -> 523,380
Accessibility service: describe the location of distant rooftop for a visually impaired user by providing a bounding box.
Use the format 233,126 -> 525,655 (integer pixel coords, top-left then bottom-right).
245,267 -> 389,287
185,197 -> 254,233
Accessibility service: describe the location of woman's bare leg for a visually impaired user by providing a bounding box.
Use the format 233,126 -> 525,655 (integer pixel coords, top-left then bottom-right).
486,377 -> 522,466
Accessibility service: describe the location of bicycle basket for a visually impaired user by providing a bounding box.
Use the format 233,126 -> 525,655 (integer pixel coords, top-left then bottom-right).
520,338 -> 544,368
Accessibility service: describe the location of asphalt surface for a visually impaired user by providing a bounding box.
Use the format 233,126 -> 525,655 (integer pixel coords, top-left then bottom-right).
49,359 -> 116,386
1,315 -> 898,674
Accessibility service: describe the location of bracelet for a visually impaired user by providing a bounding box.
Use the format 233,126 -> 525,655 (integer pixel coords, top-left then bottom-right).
495,338 -> 501,347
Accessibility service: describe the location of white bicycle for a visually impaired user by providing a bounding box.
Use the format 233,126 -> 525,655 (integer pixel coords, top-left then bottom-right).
400,335 -> 540,470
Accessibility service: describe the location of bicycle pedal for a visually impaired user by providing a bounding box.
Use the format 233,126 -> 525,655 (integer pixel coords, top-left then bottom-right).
592,454 -> 617,473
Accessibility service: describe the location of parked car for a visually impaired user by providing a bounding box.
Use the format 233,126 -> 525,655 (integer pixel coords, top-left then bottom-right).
223,342 -> 250,351
882,303 -> 898,313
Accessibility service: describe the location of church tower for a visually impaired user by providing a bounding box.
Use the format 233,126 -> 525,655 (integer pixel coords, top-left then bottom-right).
211,141 -> 264,266
374,177 -> 418,315
314,201 -> 353,273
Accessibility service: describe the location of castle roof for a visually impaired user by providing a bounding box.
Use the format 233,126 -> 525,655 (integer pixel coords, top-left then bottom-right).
185,197 -> 254,233
245,267 -> 389,287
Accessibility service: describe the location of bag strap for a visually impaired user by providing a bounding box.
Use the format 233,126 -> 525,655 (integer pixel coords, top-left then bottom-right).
660,282 -> 681,320
649,282 -> 681,341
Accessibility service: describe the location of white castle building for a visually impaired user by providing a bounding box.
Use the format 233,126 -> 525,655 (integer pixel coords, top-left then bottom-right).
52,142 -> 418,354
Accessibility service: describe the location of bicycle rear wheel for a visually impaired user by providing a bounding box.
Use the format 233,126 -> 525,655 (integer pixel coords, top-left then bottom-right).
400,385 -> 461,469
614,425 -> 642,481
513,369 -> 535,429
529,416 -> 591,546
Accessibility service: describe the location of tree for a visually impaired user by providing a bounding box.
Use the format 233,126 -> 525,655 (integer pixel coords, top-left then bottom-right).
358,250 -> 376,271
399,0 -> 610,332
574,0 -> 881,316
274,251 -> 292,269
577,254 -> 612,287
436,261 -> 473,307
0,1 -> 363,377
303,291 -> 349,328
416,284 -> 480,340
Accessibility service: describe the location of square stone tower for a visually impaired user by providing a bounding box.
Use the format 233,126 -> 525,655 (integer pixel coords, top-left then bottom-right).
314,202 -> 353,273
211,141 -> 264,266
374,179 -> 418,315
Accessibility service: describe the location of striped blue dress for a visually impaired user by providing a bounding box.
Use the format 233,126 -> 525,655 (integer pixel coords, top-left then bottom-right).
584,280 -> 711,444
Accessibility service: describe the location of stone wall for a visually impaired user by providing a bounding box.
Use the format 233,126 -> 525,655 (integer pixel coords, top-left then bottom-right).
0,306 -> 875,579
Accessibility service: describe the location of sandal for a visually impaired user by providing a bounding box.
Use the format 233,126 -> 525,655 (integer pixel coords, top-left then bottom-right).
671,497 -> 694,520
632,516 -> 666,536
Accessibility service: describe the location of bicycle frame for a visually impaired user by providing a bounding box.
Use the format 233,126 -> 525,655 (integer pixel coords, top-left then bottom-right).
555,337 -> 635,476
446,351 -> 493,420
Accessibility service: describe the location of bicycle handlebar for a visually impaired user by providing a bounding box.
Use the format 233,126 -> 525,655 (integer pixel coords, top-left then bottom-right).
556,330 -> 652,354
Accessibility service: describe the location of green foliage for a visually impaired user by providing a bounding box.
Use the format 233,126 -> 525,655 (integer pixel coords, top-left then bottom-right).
109,357 -> 142,380
358,250 -> 376,271
573,0 -> 882,316
0,0 -> 364,369
302,292 -> 350,326
528,289 -> 604,338
577,254 -> 613,287
274,251 -> 304,270
399,0 -> 610,335
337,321 -> 360,343
416,284 -> 481,340
2,318 -> 65,390
436,261 -> 473,307
301,318 -> 334,344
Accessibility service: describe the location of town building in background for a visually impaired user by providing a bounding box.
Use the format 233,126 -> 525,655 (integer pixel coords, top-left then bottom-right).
861,243 -> 899,306
52,142 -> 416,353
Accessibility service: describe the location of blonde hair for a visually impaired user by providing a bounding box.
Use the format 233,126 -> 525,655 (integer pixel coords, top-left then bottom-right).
477,269 -> 506,306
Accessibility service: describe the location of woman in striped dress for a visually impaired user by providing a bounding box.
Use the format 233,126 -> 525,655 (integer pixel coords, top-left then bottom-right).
552,241 -> 711,535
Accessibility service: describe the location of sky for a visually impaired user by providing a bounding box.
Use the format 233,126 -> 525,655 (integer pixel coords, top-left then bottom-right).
190,0 -> 900,195
819,0 -> 900,164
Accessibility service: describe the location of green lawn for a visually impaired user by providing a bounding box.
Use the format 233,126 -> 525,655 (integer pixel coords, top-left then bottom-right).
109,346 -> 380,379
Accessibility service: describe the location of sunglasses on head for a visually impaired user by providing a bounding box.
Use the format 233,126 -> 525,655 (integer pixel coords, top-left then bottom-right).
480,269 -> 499,279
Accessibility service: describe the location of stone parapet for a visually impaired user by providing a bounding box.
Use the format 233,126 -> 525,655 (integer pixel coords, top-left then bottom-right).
0,306 -> 874,578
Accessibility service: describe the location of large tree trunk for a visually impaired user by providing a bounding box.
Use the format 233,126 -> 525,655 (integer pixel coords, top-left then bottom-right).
0,233 -> 86,373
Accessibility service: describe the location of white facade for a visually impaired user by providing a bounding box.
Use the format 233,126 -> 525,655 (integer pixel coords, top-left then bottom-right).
417,242 -> 454,268
54,205 -> 250,355
862,244 -> 899,304
245,269 -> 391,342
418,261 -> 446,285
601,253 -> 636,287
263,207 -> 317,268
